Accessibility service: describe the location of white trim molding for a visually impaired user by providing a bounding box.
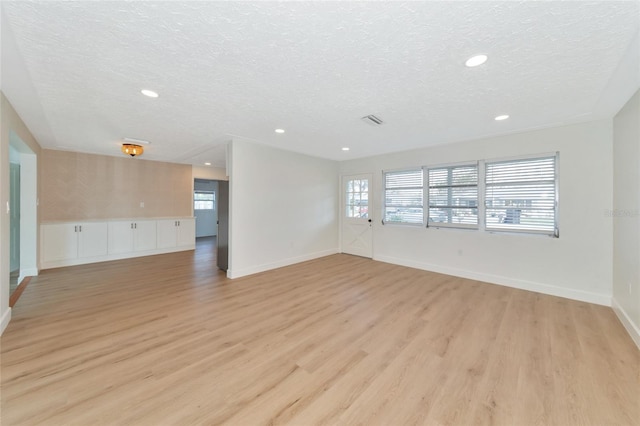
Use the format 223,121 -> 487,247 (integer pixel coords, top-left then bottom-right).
612,297 -> 640,350
1,308 -> 12,335
375,255 -> 611,307
227,248 -> 339,279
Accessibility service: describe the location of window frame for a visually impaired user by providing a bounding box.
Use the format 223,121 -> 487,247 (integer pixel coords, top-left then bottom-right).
380,152 -> 559,237
382,168 -> 424,226
193,191 -> 215,211
484,152 -> 559,237
425,161 -> 479,230
344,177 -> 370,219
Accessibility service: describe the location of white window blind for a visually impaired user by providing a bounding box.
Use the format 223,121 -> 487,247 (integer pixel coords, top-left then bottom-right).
485,155 -> 557,236
194,192 -> 215,210
427,164 -> 478,228
384,169 -> 423,224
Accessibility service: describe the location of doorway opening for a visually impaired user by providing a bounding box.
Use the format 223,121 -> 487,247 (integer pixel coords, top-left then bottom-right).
9,156 -> 20,294
8,131 -> 38,302
194,179 -> 218,239
193,179 -> 229,271
341,174 -> 373,258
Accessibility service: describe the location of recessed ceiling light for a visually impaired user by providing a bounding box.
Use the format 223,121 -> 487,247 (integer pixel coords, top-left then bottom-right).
495,114 -> 510,121
141,89 -> 159,98
342,147 -> 350,151
204,162 -> 211,166
275,129 -> 285,134
465,54 -> 488,67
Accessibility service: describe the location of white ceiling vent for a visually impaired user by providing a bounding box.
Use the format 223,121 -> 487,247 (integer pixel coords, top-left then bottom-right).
361,114 -> 384,126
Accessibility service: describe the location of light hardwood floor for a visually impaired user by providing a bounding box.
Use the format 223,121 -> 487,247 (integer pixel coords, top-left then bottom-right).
1,238 -> 638,425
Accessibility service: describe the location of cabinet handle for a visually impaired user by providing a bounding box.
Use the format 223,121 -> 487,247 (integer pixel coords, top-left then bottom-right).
75,225 -> 78,232
178,221 -> 180,226
131,223 -> 134,229
134,223 -> 137,229
79,225 -> 82,232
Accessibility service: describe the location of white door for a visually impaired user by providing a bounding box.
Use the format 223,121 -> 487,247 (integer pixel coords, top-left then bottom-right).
157,219 -> 178,248
134,220 -> 157,252
77,222 -> 108,258
176,219 -> 196,247
108,221 -> 134,254
341,174 -> 373,258
9,163 -> 20,272
42,223 -> 78,263
194,190 -> 217,237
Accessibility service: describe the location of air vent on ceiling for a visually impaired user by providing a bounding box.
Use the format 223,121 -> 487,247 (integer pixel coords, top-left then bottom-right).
361,114 -> 384,126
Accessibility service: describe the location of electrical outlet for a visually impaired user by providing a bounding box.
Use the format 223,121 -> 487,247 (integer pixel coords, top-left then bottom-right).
140,201 -> 145,208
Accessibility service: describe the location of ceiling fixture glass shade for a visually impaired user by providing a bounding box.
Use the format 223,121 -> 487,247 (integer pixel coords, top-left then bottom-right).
122,144 -> 144,157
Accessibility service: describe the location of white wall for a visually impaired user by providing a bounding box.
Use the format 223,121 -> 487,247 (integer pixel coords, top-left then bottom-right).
18,152 -> 37,278
192,165 -> 228,181
340,120 -> 614,305
612,89 -> 640,348
228,139 -> 339,278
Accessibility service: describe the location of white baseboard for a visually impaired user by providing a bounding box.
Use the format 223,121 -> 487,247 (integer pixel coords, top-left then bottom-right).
0,308 -> 12,335
227,248 -> 339,279
20,267 -> 39,277
40,245 -> 195,270
374,255 -> 611,306
612,297 -> 640,350
17,267 -> 39,285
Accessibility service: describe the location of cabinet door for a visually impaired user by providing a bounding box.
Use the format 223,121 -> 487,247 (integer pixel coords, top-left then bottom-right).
78,222 -> 108,258
108,221 -> 134,254
156,219 -> 177,249
176,218 -> 195,247
134,220 -> 157,252
42,223 -> 78,262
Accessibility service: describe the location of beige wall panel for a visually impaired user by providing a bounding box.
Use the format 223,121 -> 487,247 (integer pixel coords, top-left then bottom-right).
40,150 -> 192,221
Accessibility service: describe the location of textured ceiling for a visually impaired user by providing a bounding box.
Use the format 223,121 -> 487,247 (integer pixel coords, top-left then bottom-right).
1,1 -> 639,167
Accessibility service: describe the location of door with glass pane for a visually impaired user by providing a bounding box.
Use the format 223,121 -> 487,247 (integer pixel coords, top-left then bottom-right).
341,174 -> 373,258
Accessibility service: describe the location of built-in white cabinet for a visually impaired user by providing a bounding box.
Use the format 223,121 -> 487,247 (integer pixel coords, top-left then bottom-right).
108,220 -> 157,255
157,219 -> 196,249
41,222 -> 108,264
41,217 -> 194,269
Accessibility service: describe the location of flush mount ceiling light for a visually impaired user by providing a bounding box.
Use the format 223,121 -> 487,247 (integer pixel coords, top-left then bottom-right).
141,89 -> 159,98
494,114 -> 510,121
204,162 -> 211,166
121,144 -> 144,157
275,128 -> 285,134
123,137 -> 150,145
342,147 -> 350,151
465,54 -> 488,67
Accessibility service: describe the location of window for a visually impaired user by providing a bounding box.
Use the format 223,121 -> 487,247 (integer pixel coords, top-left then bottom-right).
427,163 -> 478,228
194,191 -> 215,210
485,155 -> 557,236
346,178 -> 369,218
383,169 -> 423,224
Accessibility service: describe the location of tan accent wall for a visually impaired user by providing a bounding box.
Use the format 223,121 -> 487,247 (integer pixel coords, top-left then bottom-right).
40,149 -> 193,221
